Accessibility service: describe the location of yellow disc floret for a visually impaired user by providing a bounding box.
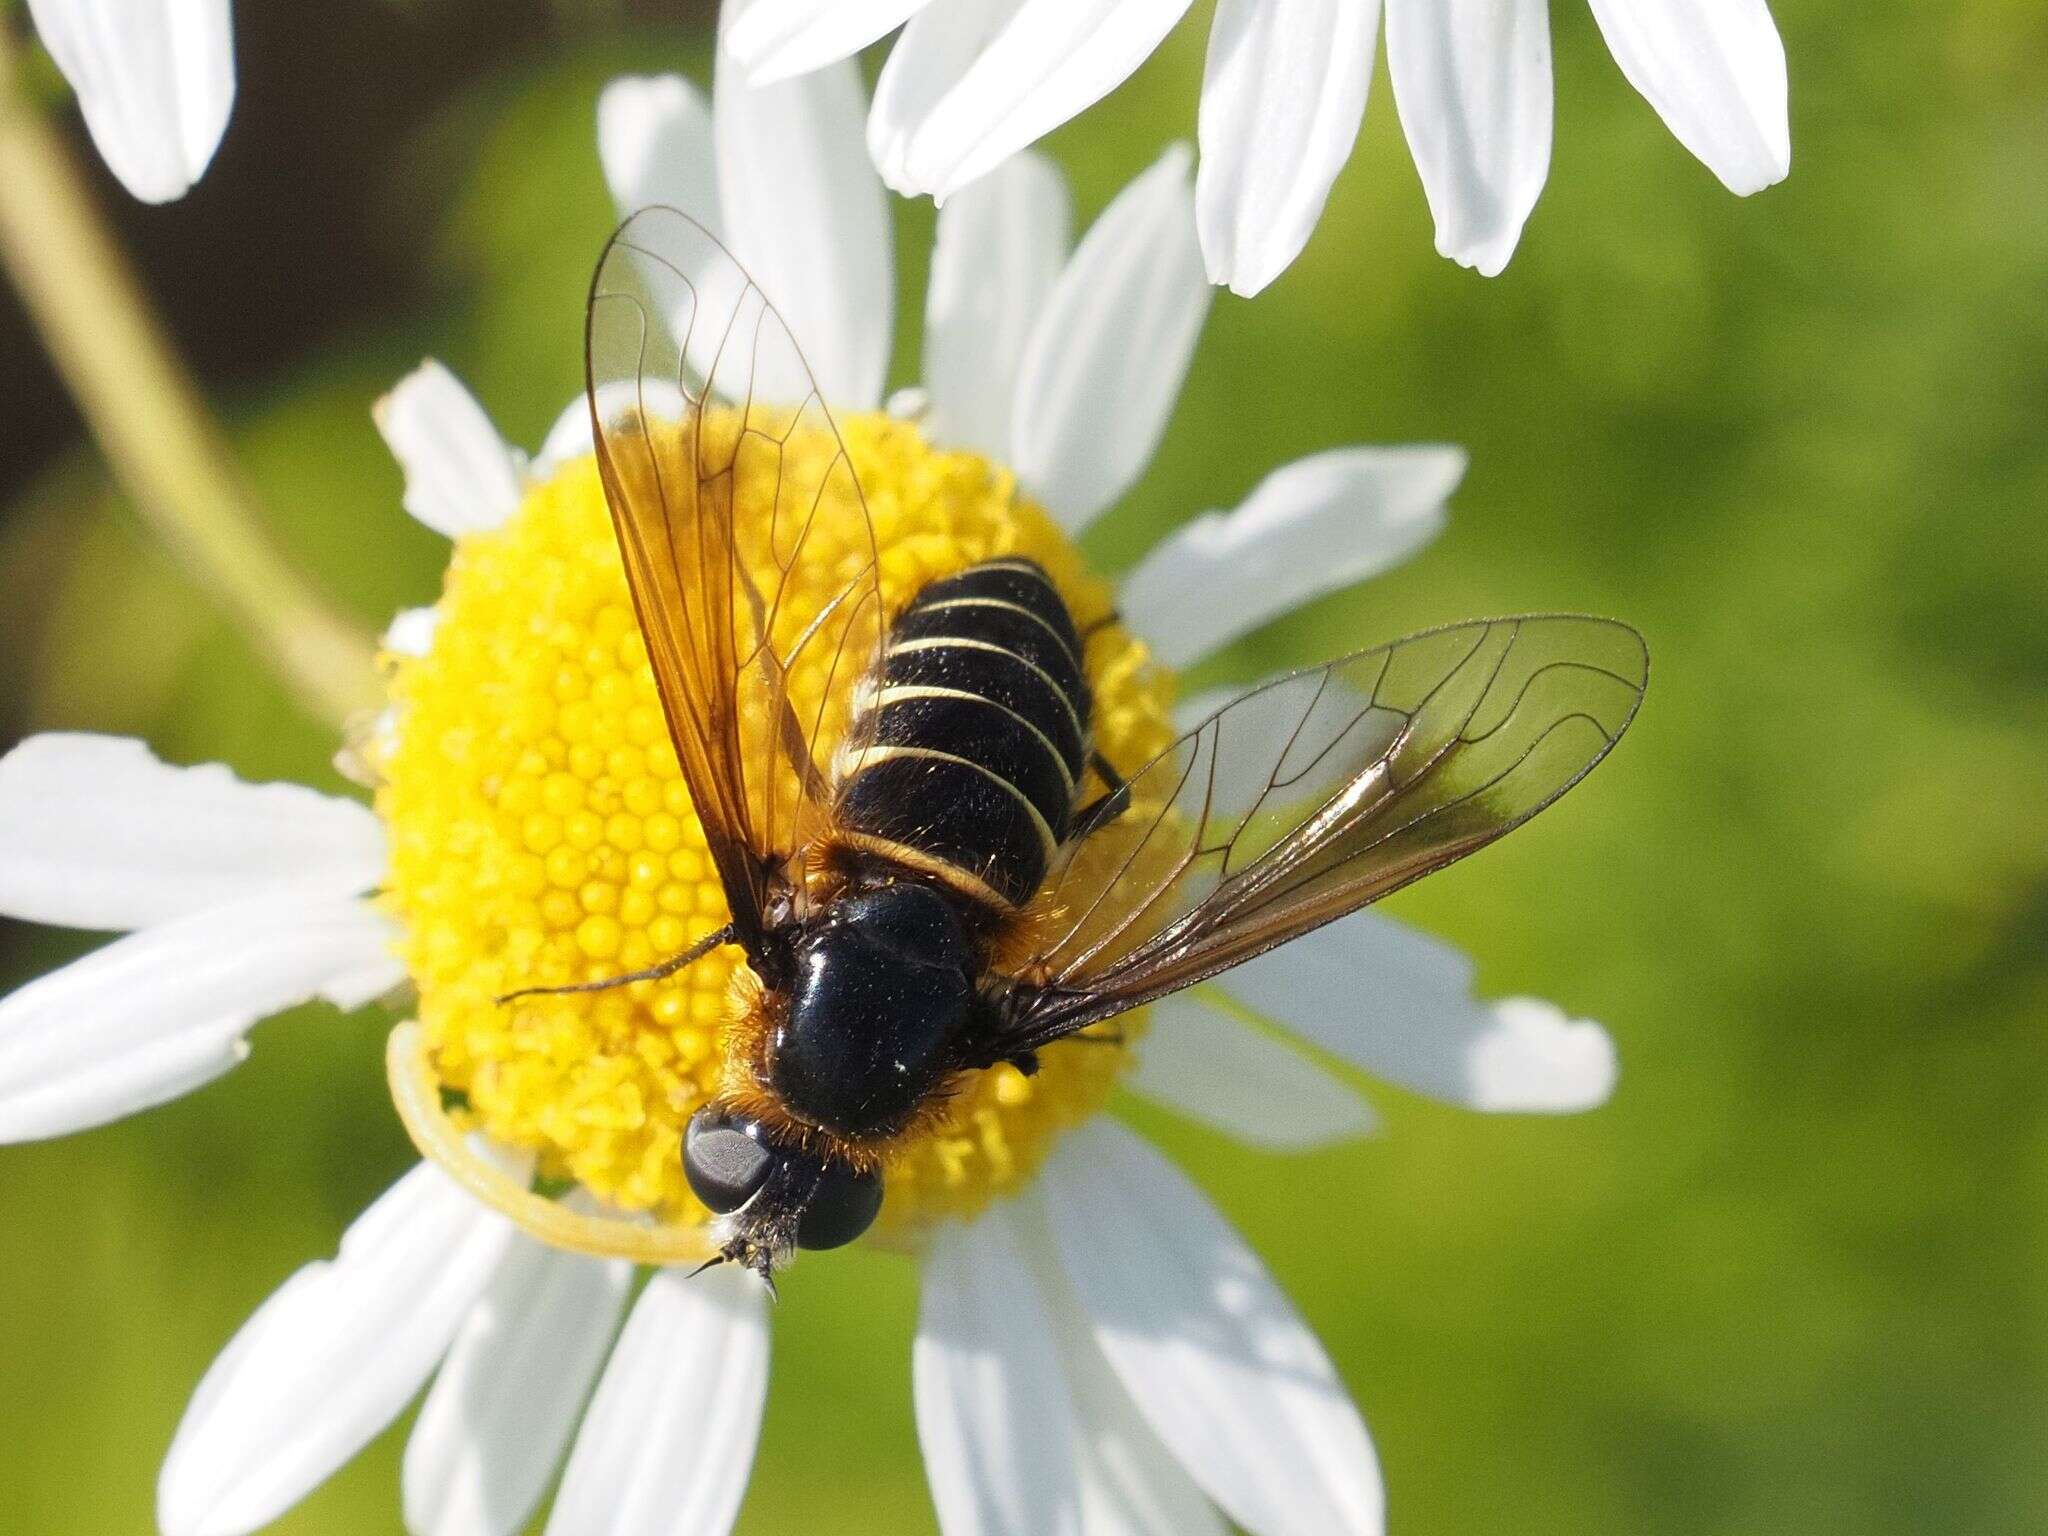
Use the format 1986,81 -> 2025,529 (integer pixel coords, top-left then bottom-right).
376,412 -> 1175,1244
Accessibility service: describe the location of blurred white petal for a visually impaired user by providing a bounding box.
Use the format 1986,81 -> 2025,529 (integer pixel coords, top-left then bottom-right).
1195,0 -> 1375,296
1011,144 -> 1209,533
1041,1122 -> 1384,1536
1385,0 -> 1552,275
887,384 -> 933,420
1585,0 -> 1790,195
1217,910 -> 1618,1111
374,361 -> 526,537
923,151 -> 1071,460
1119,445 -> 1463,667
0,895 -> 400,1144
158,1153 -> 528,1536
917,1218 -> 1080,1536
535,396 -> 598,472
1128,1000 -> 1376,1148
384,607 -> 441,660
715,14 -> 893,409
544,1264 -> 770,1536
879,0 -> 1197,201
0,733 -> 385,929
1471,995 -> 1619,1109
26,0 -> 233,203
405,1230 -> 634,1536
727,0 -> 939,85
598,74 -> 719,226
534,383 -> 689,475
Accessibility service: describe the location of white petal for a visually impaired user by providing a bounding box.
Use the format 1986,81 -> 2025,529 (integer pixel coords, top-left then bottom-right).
544,1265 -> 770,1536
1041,1123 -> 1383,1536
1385,0 -> 1553,276
877,0 -> 1197,202
1010,144 -> 1209,533
727,0 -> 940,86
923,151 -> 1071,460
0,895 -> 401,1144
1068,1338 -> 1224,1536
998,1203 -> 1225,1536
384,606 -> 441,659
1585,0 -> 1790,195
159,1154 -> 528,1536
1195,0 -> 1375,296
374,361 -> 526,538
916,1218 -> 1080,1536
598,74 -> 719,226
26,0 -> 233,203
870,0 -> 1022,191
1128,999 -> 1376,1148
1119,445 -> 1463,668
0,734 -> 386,929
1214,910 -> 1617,1111
714,17 -> 893,410
405,1231 -> 634,1536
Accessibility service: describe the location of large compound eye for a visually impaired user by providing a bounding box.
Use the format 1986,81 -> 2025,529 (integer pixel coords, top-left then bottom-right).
795,1163 -> 883,1251
683,1108 -> 775,1214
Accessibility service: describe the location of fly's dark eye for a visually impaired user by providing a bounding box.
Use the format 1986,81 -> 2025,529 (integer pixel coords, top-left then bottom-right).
796,1163 -> 883,1251
683,1109 -> 775,1214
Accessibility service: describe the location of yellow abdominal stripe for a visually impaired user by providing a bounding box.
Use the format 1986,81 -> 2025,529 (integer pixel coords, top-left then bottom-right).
374,410 -> 1177,1246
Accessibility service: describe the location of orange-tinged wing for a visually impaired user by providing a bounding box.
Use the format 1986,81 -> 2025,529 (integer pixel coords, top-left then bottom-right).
586,208 -> 883,950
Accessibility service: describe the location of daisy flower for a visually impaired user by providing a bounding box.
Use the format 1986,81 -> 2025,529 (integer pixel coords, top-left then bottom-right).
726,0 -> 1792,294
20,0 -> 235,203
0,45 -> 1618,1536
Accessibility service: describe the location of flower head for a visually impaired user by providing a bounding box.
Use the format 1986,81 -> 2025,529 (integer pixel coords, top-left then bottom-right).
376,413 -> 1171,1238
725,0 -> 1792,294
0,41 -> 1617,1536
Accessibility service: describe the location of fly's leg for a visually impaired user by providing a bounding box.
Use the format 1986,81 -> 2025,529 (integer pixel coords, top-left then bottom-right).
1070,751 -> 1131,840
497,923 -> 738,1005
1005,1023 -> 1126,1079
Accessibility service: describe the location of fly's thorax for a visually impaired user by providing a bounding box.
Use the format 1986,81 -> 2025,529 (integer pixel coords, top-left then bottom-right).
767,882 -> 977,1138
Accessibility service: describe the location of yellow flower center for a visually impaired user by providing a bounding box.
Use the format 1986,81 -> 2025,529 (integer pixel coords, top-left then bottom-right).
375,412 -> 1176,1245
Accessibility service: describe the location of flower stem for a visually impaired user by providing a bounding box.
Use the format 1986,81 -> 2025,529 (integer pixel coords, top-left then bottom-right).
0,22 -> 378,730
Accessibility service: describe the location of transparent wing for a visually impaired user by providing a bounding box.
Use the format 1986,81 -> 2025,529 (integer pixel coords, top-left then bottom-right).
586,207 -> 884,949
997,616 -> 1647,1045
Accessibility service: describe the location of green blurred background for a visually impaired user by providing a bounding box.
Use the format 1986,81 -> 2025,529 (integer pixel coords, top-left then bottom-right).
3,1 -> 2045,1531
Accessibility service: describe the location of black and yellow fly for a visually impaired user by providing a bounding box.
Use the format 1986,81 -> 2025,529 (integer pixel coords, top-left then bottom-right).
554,208 -> 1648,1280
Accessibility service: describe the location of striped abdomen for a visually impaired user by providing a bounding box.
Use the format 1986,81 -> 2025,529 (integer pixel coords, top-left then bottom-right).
835,559 -> 1090,907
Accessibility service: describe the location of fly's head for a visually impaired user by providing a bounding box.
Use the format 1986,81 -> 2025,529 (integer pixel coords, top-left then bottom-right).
683,1106 -> 883,1285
